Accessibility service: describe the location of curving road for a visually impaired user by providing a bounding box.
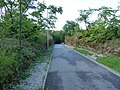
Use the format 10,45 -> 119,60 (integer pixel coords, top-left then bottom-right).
44,44 -> 120,90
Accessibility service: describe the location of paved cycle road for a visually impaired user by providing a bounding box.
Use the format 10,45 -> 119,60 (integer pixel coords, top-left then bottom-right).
44,44 -> 120,90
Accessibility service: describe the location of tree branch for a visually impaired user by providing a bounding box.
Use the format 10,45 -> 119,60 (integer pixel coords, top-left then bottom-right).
22,0 -> 32,13
2,0 -> 12,17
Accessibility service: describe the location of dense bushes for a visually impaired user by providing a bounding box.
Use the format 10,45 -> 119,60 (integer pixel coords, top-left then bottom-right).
0,1 -> 63,89
0,39 -> 18,88
62,6 -> 120,56
52,31 -> 62,44
0,36 -> 54,89
0,39 -> 31,88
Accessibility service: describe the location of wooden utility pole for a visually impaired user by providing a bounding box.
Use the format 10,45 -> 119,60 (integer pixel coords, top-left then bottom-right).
46,9 -> 49,49
19,0 -> 22,48
43,0 -> 49,49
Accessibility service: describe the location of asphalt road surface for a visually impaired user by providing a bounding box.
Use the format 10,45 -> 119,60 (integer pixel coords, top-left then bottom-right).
44,44 -> 120,90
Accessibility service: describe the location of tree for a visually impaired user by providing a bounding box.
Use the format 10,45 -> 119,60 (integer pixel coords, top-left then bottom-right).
97,6 -> 120,39
62,20 -> 79,36
77,8 -> 95,30
52,31 -> 62,44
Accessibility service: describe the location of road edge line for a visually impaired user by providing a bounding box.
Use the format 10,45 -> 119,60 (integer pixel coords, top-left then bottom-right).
65,44 -> 120,78
42,46 -> 54,90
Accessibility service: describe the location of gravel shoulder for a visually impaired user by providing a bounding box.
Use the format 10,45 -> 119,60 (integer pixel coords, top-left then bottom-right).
14,47 -> 53,90
16,62 -> 48,90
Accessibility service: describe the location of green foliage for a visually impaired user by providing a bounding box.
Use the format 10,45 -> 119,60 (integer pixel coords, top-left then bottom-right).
77,8 -> 96,30
0,38 -> 53,89
52,31 -> 62,44
0,39 -> 32,88
110,38 -> 120,45
62,20 -> 79,36
97,56 -> 120,72
19,71 -> 30,79
0,39 -> 18,88
63,6 -> 120,45
31,3 -> 63,29
28,31 -> 46,49
16,87 -> 24,90
0,0 -> 62,89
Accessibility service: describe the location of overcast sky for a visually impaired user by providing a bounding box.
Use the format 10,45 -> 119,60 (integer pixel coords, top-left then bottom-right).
40,0 -> 119,30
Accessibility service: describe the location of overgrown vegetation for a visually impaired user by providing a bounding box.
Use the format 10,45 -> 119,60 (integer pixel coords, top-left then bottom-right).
52,31 -> 62,44
0,0 -> 62,89
61,6 -> 120,56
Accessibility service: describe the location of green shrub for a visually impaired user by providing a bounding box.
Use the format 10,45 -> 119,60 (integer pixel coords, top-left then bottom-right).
0,45 -> 19,88
0,34 -> 53,89
110,38 -> 120,45
0,39 -> 34,89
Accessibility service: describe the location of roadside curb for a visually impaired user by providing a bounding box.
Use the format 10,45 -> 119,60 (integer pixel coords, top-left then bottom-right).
42,47 -> 54,90
65,45 -> 120,78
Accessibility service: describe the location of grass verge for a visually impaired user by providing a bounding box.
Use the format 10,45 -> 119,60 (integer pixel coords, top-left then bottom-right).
96,56 -> 120,73
74,46 -> 120,73
74,47 -> 92,56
